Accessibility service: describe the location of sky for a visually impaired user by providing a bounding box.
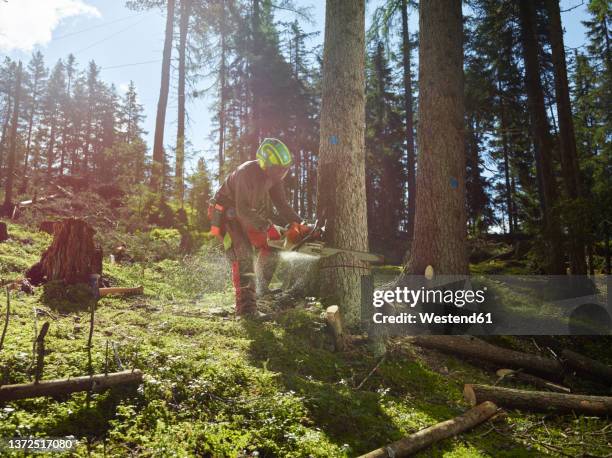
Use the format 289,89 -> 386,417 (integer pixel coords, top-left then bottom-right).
0,0 -> 592,177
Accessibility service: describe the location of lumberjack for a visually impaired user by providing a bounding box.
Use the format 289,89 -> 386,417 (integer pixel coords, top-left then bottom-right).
209,138 -> 312,318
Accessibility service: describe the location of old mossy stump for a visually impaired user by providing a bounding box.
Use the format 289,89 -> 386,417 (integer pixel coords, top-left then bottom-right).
0,222 -> 8,242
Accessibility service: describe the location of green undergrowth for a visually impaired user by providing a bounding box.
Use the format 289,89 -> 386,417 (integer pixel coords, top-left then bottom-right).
0,221 -> 610,457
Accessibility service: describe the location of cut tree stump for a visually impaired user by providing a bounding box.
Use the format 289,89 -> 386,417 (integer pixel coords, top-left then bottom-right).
496,369 -> 571,393
464,384 -> 612,416
408,336 -> 564,380
38,221 -> 58,235
561,349 -> 612,385
27,218 -> 102,285
99,286 -> 144,297
326,305 -> 346,351
0,369 -> 143,401
358,402 -> 499,458
0,222 -> 8,242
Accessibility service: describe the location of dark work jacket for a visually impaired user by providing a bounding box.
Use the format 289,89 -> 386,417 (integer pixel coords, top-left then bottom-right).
214,160 -> 301,232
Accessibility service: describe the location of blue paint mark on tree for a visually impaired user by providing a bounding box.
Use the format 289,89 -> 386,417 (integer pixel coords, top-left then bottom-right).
450,177 -> 458,189
329,135 -> 338,145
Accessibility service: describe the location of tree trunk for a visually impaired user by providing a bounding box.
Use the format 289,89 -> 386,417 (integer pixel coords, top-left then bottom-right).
317,0 -> 369,328
0,370 -> 143,401
409,335 -> 564,379
401,0 -> 416,242
3,62 -> 22,216
150,0 -> 175,193
464,384 -> 612,416
218,0 -> 227,182
545,0 -> 586,274
0,95 -> 12,181
402,0 -> 467,276
32,218 -> 102,285
175,0 -> 190,206
0,222 -> 8,242
518,0 -> 565,274
358,401 -> 498,458
496,369 -> 570,393
561,349 -> 612,385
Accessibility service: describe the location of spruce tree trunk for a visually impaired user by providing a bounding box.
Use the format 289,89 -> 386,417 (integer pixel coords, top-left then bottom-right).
218,0 -> 227,182
175,0 -> 190,206
401,0 -> 416,243
2,62 -> 22,215
402,0 -> 468,276
151,0 -> 175,193
317,0 -> 369,329
545,0 -> 586,274
518,0 -> 565,274
0,95 -> 11,184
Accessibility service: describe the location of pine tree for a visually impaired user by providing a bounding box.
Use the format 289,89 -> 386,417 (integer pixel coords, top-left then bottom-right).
403,0 -> 467,275
317,0 -> 368,328
2,61 -> 22,215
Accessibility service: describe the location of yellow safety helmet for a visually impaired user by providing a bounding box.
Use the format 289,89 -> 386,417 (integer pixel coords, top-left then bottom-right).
256,138 -> 293,169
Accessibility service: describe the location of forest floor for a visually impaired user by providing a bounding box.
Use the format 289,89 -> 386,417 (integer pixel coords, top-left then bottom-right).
0,210 -> 611,457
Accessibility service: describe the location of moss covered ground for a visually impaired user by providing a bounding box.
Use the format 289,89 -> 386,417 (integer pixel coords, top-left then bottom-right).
0,219 -> 610,457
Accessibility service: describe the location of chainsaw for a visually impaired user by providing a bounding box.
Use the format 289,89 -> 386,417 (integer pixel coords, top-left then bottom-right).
267,219 -> 384,264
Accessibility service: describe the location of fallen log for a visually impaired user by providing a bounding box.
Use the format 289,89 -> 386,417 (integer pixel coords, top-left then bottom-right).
99,286 -> 144,297
358,401 -> 499,458
408,336 -> 564,380
325,305 -> 345,351
464,384 -> 612,416
18,193 -> 61,207
561,349 -> 612,385
496,369 -> 571,393
0,369 -> 143,401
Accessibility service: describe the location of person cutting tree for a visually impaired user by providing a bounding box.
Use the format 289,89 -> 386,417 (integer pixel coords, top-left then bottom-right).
209,138 -> 313,318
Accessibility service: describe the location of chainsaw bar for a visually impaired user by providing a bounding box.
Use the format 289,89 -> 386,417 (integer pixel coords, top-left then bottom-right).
268,240 -> 384,264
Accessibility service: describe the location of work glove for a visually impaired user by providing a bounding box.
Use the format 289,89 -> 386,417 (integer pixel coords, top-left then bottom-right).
267,224 -> 282,241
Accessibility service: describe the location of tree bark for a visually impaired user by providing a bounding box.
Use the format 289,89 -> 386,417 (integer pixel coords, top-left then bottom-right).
150,0 -> 175,193
0,222 -> 8,242
358,401 -> 498,458
401,0 -> 416,242
218,0 -> 227,182
0,370 -> 143,401
402,0 -> 467,276
518,0 -> 565,274
496,369 -> 571,393
464,384 -> 612,416
545,0 -> 586,274
409,335 -> 564,379
317,0 -> 369,328
561,349 -> 612,385
175,0 -> 190,206
35,218 -> 102,285
2,62 -> 22,215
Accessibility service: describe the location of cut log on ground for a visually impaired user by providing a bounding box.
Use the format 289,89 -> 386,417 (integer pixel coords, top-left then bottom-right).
326,305 -> 346,351
0,222 -> 8,242
464,384 -> 612,416
18,194 -> 61,208
408,336 -> 564,380
99,286 -> 144,297
27,218 -> 102,285
496,369 -> 571,393
561,349 -> 612,385
0,369 -> 143,401
358,402 -> 499,458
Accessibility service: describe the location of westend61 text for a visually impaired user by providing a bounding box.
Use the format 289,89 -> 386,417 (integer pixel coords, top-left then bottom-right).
372,312 -> 493,325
